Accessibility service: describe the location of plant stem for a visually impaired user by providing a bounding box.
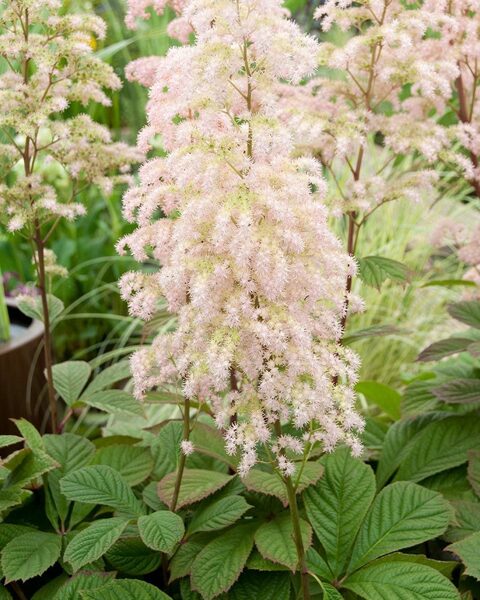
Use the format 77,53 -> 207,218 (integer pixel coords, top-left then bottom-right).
285,475 -> 310,600
455,70 -> 480,197
170,396 -> 190,511
34,222 -> 57,431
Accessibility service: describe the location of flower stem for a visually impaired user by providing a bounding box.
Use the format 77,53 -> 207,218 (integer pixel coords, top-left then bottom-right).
170,396 -> 190,511
34,223 -> 57,431
285,475 -> 310,600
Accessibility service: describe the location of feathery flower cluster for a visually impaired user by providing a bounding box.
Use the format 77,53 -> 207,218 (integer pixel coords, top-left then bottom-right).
0,0 -> 142,234
120,0 -> 364,475
125,0 -> 192,43
277,0 -> 458,215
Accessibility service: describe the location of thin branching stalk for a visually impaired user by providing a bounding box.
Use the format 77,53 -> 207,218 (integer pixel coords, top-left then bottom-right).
170,397 -> 190,511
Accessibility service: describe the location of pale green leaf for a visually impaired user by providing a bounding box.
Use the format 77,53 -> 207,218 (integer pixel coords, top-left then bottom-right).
91,445 -> 153,485
191,524 -> 257,599
12,419 -> 44,451
82,391 -> 144,417
187,495 -> 250,535
304,447 -> 376,577
64,517 -> 130,572
0,436 -> 22,449
343,561 -> 460,600
417,338 -> 472,362
169,537 -> 207,583
358,256 -> 409,289
60,465 -> 145,516
432,379 -> 480,404
52,361 -> 92,407
355,381 -> 401,420
138,510 -> 184,554
2,531 -> 61,582
255,513 -> 311,571
158,469 -> 233,510
348,482 -> 452,573
81,361 -> 131,398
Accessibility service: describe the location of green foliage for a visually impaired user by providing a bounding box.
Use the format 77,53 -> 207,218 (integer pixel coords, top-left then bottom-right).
52,361 -> 92,406
358,255 -> 410,289
138,510 -> 184,554
158,469 -> 233,509
2,531 -> 61,582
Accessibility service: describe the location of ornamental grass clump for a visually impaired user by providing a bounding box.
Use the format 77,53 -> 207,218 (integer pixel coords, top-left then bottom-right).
0,0 -> 142,429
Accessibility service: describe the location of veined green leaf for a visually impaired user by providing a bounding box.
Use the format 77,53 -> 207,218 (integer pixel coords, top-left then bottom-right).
80,579 -> 173,599
254,513 -> 311,571
187,495 -> 250,535
343,560 -> 460,599
355,381 -> 401,420
304,447 -> 375,577
358,256 -> 409,289
52,361 -> 92,407
158,469 -> 232,510
91,445 -> 153,485
105,537 -> 162,575
468,450 -> 480,498
2,531 -> 61,582
53,571 -> 116,600
448,301 -> 480,329
191,524 -> 257,599
229,571 -> 291,600
348,482 -> 452,573
417,338 -> 473,362
446,531 -> 480,581
138,510 -> 184,554
82,391 -> 144,417
64,517 -> 130,572
60,465 -> 145,516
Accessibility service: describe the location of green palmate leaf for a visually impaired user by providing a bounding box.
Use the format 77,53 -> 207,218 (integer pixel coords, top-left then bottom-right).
0,524 -> 34,549
446,531 -> 480,581
81,361 -> 131,398
64,517 -> 130,572
395,416 -> 480,482
304,447 -> 376,577
229,571 -> 291,600
2,531 -> 61,582
305,548 -> 334,580
244,461 -> 323,506
150,421 -> 183,479
191,524 -> 257,599
12,419 -> 44,451
60,465 -> 145,516
254,513 -> 312,571
80,579 -> 173,599
432,379 -> 480,404
355,381 -> 401,420
52,361 -> 92,407
4,448 -> 58,488
91,445 -> 153,485
376,414 -> 442,487
468,451 -> 480,498
0,436 -> 22,449
417,338 -> 473,362
158,469 -> 233,510
82,391 -> 144,417
44,434 -> 96,474
170,537 -> 207,583
445,501 -> 480,542
187,495 -> 250,535
448,301 -> 480,329
138,510 -> 184,554
247,549 -> 290,572
17,294 -> 64,324
343,561 -> 460,600
371,553 -> 457,579
54,571 -> 116,600
348,482 -> 451,573
105,537 -> 162,575
358,256 -> 409,289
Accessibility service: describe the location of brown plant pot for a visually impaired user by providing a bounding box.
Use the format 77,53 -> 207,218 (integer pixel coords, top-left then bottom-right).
0,298 -> 48,436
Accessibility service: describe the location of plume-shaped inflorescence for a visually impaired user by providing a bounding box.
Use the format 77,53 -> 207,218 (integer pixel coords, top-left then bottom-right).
119,0 -> 364,475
